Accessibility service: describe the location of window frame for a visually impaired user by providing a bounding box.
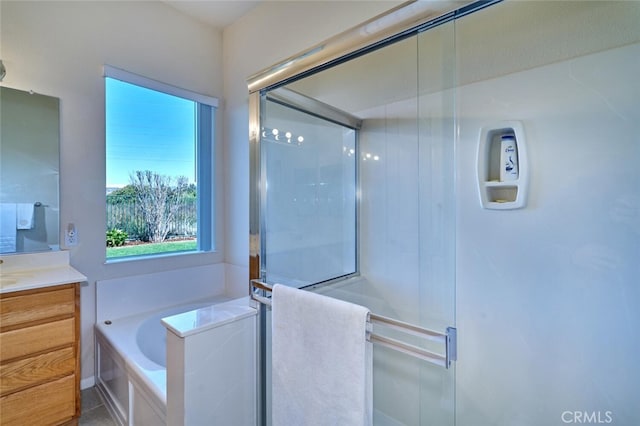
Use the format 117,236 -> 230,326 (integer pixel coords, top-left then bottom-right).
103,65 -> 219,263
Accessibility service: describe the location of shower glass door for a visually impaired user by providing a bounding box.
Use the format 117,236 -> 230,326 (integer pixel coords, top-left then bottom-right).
257,15 -> 457,426
260,92 -> 358,288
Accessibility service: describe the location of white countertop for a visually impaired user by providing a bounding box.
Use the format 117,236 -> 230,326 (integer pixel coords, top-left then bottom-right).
161,297 -> 257,338
0,250 -> 87,294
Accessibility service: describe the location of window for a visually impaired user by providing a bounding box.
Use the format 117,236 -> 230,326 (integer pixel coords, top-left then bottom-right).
104,66 -> 217,260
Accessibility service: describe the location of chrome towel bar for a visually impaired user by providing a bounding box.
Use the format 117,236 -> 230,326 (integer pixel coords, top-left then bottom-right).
250,279 -> 457,369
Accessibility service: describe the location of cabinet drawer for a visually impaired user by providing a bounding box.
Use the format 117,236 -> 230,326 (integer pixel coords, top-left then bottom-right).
0,318 -> 75,361
0,286 -> 75,330
0,346 -> 75,396
0,374 -> 76,426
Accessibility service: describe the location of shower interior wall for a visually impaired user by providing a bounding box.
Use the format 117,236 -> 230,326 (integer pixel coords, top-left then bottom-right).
260,1 -> 639,424
454,3 -> 639,424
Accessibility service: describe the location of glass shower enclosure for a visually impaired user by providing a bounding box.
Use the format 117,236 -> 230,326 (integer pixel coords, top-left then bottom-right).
249,4 -> 459,424
249,0 -> 640,424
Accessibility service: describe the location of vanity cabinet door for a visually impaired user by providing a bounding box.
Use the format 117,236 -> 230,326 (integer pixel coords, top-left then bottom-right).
0,283 -> 80,426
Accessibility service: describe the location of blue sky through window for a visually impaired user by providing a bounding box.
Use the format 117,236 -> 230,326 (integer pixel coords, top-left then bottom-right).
106,78 -> 196,188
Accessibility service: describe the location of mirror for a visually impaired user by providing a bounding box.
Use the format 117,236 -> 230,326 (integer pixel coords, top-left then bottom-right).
0,86 -> 60,253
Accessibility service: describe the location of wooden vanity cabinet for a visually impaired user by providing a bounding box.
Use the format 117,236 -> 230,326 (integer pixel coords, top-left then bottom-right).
0,283 -> 80,426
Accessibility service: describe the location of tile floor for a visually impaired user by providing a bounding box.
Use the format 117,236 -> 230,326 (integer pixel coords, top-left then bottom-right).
80,387 -> 117,425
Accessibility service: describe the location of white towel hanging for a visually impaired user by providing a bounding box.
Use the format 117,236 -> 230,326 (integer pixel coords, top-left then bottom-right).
16,203 -> 35,229
271,284 -> 372,426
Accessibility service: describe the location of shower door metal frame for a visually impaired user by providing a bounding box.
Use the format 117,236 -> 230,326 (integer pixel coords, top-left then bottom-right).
256,86 -> 362,286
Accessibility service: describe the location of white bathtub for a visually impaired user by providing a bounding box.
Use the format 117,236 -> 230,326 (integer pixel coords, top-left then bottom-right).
95,295 -> 231,425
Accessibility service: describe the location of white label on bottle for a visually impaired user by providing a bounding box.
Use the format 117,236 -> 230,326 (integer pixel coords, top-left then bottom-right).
500,136 -> 518,181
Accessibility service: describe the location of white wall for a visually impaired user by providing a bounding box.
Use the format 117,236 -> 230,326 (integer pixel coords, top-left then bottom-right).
1,1 -> 224,385
454,3 -> 640,424
456,42 -> 640,425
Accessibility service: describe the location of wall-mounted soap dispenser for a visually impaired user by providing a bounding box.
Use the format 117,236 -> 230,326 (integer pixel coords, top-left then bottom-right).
477,121 -> 528,209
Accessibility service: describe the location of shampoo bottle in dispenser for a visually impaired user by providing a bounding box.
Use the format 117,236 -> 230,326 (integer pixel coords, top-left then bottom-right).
500,135 -> 518,181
